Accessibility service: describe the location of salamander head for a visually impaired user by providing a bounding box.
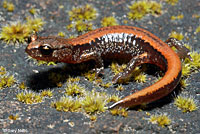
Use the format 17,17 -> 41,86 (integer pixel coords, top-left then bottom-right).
26,35 -> 74,63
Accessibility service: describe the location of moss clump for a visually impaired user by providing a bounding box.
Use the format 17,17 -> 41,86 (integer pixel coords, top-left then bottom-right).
51,96 -> 81,112
29,8 -> 37,15
110,62 -> 127,75
68,4 -> 97,21
0,66 -> 16,89
57,32 -> 65,37
101,16 -> 118,27
74,20 -> 93,32
36,60 -> 57,66
174,96 -> 198,112
171,14 -> 184,20
67,76 -> 80,83
100,82 -> 112,88
83,71 -> 97,82
41,90 -> 53,97
18,82 -> 27,90
188,51 -> 200,69
128,1 -> 162,20
0,66 -> 6,75
110,108 -> 128,117
0,22 -> 31,44
179,78 -> 189,88
65,83 -> 85,97
181,51 -> 200,78
181,63 -> 192,77
26,17 -> 45,32
82,91 -> 107,114
9,114 -> 19,120
90,115 -> 97,121
3,0 -> 14,12
116,84 -> 124,91
149,113 -> 171,127
132,67 -> 147,83
67,4 -> 97,33
165,0 -> 179,5
0,17 -> 44,44
169,31 -> 184,40
16,91 -> 43,104
0,75 -> 16,89
107,94 -> 120,103
196,26 -> 200,33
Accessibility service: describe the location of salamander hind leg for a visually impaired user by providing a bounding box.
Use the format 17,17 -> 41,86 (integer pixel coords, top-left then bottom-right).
165,38 -> 191,60
112,52 -> 149,84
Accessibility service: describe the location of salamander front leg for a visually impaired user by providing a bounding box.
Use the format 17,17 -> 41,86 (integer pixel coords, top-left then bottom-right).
80,52 -> 104,77
112,53 -> 149,84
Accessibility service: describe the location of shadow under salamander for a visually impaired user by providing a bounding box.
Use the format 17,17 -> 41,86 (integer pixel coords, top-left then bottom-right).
26,61 -> 96,91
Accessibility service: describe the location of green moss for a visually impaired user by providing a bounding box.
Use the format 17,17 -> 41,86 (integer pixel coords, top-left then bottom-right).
110,108 -> 128,117
0,22 -> 31,44
9,114 -> 19,120
181,51 -> 200,77
75,20 -> 93,32
51,96 -> 81,112
29,8 -> 37,15
196,26 -> 200,33
174,96 -> 198,112
169,31 -> 184,40
66,23 -> 74,30
90,115 -> 97,121
149,113 -> 171,127
110,62 -> 127,75
67,4 -> 97,33
107,94 -> 120,103
67,76 -> 80,83
68,4 -> 97,21
0,66 -> 6,75
36,60 -> 57,66
18,82 -> 27,90
16,91 -> 43,104
165,0 -> 179,5
116,84 -> 124,91
100,82 -> 112,88
58,32 -> 65,37
82,90 -> 107,114
132,67 -> 146,83
149,1 -> 162,15
180,78 -> 189,88
26,17 -> 45,32
101,16 -> 118,27
41,90 -> 53,97
0,75 -> 16,89
65,83 -> 85,97
3,0 -> 14,12
128,1 -> 162,20
171,14 -> 184,20
83,71 -> 97,82
189,51 -> 200,69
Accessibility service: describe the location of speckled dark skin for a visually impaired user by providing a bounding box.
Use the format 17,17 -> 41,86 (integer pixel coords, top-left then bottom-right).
26,26 -> 190,108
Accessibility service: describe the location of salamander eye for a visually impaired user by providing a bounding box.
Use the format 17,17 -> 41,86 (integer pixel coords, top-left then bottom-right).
39,44 -> 53,56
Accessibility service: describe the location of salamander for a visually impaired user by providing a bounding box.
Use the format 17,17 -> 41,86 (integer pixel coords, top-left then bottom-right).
26,25 -> 190,108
